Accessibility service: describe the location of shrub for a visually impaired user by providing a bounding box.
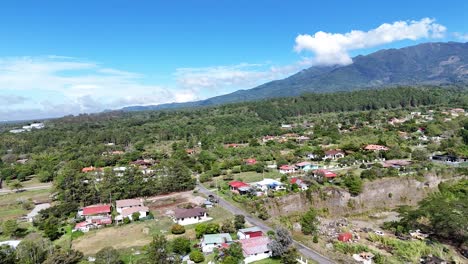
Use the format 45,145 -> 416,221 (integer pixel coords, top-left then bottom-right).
189,250 -> 205,263
171,224 -> 186,234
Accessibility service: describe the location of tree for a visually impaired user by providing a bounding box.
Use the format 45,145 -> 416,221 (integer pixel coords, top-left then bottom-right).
300,209 -> 319,235
189,250 -> 204,263
412,148 -> 428,162
171,224 -> 186,235
147,234 -> 170,264
268,228 -> 293,257
225,242 -> 244,262
131,212 -> 141,221
2,219 -> 18,237
171,237 -> 191,255
343,175 -> 363,196
16,234 -> 53,264
8,180 -> 23,192
43,248 -> 83,264
281,247 -> 299,264
42,217 -> 62,241
95,247 -> 122,264
0,245 -> 16,264
220,219 -> 235,233
234,215 -> 245,230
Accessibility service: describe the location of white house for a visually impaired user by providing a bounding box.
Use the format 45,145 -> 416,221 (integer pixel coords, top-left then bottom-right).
172,207 -> 209,226
0,240 -> 21,249
115,206 -> 149,221
254,178 -> 286,192
278,165 -> 295,174
116,199 -> 144,214
239,236 -> 272,263
201,233 -> 233,253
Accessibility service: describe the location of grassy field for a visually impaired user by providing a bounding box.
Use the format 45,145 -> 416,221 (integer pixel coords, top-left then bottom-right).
0,188 -> 51,221
72,206 -> 234,256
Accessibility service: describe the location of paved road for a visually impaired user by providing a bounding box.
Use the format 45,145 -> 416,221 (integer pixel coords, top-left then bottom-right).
197,184 -> 335,264
0,184 -> 52,194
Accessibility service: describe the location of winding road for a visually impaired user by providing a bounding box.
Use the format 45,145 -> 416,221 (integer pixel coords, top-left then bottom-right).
197,183 -> 335,264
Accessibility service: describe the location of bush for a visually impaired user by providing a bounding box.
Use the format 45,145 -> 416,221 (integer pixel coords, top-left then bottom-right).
171,224 -> 186,234
189,250 -> 205,263
123,217 -> 131,224
71,230 -> 84,239
313,235 -> 319,243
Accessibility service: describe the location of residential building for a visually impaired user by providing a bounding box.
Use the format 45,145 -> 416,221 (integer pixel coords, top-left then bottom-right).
295,161 -> 317,171
254,178 -> 286,192
245,158 -> 257,165
290,178 -> 308,191
172,207 -> 208,226
237,226 -> 263,240
115,206 -> 149,221
201,233 -> 233,253
364,144 -> 389,151
75,204 -> 112,232
338,232 -> 353,242
279,165 -> 295,174
313,169 -> 337,180
324,149 -> 345,160
229,181 -> 251,195
239,236 -> 272,263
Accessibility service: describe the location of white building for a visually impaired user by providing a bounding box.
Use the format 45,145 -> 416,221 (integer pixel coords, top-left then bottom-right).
254,178 -> 286,192
172,207 -> 210,226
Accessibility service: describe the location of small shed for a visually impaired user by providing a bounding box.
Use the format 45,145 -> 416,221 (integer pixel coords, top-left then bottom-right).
338,232 -> 353,242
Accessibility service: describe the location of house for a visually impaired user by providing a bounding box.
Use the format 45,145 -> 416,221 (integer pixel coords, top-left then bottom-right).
296,136 -> 310,143
290,178 -> 308,191
239,236 -> 272,263
172,207 -> 208,226
229,181 -> 251,195
81,166 -> 102,173
114,199 -> 149,221
9,129 -> 26,134
237,226 -> 264,240
281,124 -> 292,129
364,144 -> 389,151
279,165 -> 295,174
245,158 -> 257,165
201,233 -> 233,253
262,135 -> 276,143
295,161 -> 316,172
116,206 -> 149,221
313,169 -> 337,179
324,149 -> 345,160
254,179 -> 286,192
338,232 -> 353,242
113,166 -> 127,176
73,221 -> 94,233
76,204 -> 112,231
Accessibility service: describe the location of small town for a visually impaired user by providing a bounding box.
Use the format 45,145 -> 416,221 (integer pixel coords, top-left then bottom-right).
1,1 -> 468,264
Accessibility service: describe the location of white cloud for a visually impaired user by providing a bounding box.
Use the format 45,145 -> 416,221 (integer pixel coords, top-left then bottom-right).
294,18 -> 446,65
454,32 -> 468,41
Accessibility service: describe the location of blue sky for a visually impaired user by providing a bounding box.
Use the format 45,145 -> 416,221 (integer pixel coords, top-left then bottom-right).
0,0 -> 467,120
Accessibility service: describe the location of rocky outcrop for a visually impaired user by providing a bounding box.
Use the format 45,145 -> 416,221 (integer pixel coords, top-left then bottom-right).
265,174 -> 458,217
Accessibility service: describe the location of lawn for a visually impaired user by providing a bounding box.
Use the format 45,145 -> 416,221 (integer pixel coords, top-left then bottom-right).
0,188 -> 51,221
71,206 -> 234,256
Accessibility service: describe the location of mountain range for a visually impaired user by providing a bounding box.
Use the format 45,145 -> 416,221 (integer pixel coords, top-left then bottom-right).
122,42 -> 468,111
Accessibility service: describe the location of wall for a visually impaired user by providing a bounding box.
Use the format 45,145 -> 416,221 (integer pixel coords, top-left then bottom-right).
264,174 -> 458,217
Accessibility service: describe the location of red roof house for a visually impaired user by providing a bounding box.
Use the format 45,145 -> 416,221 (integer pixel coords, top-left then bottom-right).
314,169 -> 337,179
82,204 -> 111,216
229,181 -> 250,189
245,158 -> 257,165
338,232 -> 353,242
81,166 -> 102,173
364,144 -> 389,151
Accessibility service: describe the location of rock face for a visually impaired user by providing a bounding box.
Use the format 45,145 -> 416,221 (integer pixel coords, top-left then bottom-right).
264,175 -> 454,217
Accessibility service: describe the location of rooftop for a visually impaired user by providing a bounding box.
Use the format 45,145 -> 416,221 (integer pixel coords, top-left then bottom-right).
203,233 -> 233,244
116,199 -> 143,208
173,207 -> 206,219
239,236 -> 270,255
